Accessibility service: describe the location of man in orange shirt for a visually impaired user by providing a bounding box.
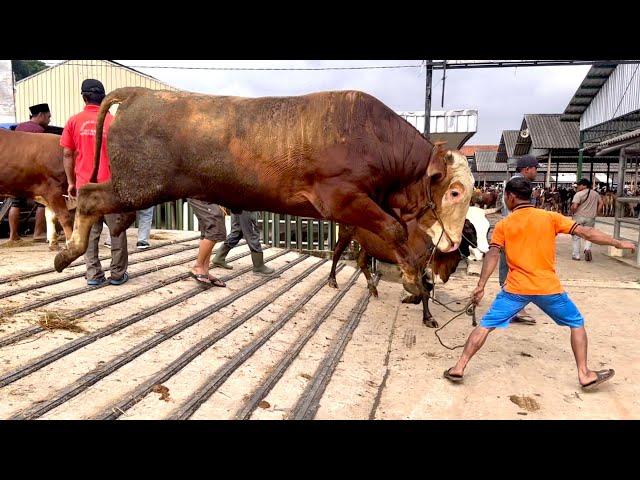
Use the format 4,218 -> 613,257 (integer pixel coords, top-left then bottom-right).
61,79 -> 129,286
444,177 -> 635,390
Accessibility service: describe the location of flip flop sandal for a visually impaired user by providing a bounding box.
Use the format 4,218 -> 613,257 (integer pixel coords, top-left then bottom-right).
189,272 -> 213,288
511,315 -> 536,325
581,369 -> 615,391
443,368 -> 463,383
207,275 -> 226,288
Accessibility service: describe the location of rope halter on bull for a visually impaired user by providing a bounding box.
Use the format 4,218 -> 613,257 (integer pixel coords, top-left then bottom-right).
422,177 -> 478,351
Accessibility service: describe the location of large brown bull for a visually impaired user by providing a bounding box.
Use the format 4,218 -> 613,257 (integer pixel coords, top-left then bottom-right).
0,129 -> 73,248
55,87 -> 473,298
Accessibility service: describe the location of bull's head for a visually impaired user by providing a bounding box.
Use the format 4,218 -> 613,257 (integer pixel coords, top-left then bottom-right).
418,149 -> 474,253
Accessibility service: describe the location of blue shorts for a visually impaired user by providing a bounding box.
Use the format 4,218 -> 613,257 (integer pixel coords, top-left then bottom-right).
480,290 -> 584,329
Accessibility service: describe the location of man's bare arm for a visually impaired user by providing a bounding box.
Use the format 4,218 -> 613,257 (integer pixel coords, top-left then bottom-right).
472,246 -> 501,304
573,225 -> 636,251
63,147 -> 76,197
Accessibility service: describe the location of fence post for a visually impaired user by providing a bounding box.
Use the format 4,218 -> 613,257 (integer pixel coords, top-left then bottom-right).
285,214 -> 291,249
176,199 -> 183,230
307,218 -> 313,250
318,220 -> 324,251
328,221 -> 335,250
273,213 -> 281,248
296,216 -> 302,250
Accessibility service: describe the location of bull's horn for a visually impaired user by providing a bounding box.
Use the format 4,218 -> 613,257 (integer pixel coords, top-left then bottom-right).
445,150 -> 455,164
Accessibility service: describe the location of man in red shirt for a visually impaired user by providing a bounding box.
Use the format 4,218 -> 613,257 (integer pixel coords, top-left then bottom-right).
8,103 -> 52,242
60,79 -> 129,286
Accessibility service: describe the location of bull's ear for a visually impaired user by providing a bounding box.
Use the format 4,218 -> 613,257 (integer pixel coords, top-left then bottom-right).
427,144 -> 448,181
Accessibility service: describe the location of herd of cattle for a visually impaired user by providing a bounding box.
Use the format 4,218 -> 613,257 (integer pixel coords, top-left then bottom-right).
2,87 -> 495,328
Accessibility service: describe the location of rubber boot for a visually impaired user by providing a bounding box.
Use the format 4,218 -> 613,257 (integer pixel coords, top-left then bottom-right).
212,244 -> 233,269
251,251 -> 275,275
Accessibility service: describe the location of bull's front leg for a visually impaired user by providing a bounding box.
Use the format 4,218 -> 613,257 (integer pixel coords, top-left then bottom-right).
328,225 -> 354,289
356,248 -> 378,297
421,283 -> 437,328
54,182 -> 122,272
44,207 -> 58,250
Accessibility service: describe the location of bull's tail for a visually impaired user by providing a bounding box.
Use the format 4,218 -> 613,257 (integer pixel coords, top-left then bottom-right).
90,88 -> 141,183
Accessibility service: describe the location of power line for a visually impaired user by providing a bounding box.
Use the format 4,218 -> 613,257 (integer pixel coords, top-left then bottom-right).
43,61 -> 422,71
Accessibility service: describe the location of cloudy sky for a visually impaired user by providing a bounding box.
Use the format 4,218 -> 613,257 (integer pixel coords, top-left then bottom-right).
50,60 -> 591,145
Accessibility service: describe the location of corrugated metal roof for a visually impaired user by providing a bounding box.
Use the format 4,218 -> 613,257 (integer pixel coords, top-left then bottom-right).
475,151 -> 506,172
496,130 -> 519,163
560,63 -> 618,122
597,128 -> 640,147
514,115 -> 580,154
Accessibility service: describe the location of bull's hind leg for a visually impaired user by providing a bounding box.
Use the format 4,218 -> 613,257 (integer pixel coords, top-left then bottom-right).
356,248 -> 378,297
328,225 -> 354,289
421,283 -> 437,328
54,182 -> 124,272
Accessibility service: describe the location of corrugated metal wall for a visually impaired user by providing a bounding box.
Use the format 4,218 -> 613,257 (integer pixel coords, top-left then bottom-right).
15,60 -> 177,125
0,60 -> 15,123
398,110 -> 478,134
581,63 -> 640,131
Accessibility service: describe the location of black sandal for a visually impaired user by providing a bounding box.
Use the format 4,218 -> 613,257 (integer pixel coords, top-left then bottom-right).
189,272 -> 212,287
207,275 -> 226,288
581,369 -> 615,391
443,368 -> 464,383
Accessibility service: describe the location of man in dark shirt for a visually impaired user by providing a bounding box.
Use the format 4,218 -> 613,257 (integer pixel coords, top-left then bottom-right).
8,103 -> 52,242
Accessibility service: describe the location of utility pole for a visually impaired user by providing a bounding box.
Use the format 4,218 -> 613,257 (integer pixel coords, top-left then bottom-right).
424,59 -> 433,137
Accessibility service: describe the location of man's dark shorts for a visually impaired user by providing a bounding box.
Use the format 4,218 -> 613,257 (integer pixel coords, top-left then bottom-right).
188,199 -> 227,242
8,197 -> 44,209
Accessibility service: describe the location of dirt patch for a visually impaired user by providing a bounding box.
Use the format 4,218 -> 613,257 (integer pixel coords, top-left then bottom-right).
37,312 -> 87,333
258,400 -> 271,409
509,395 -> 540,412
149,233 -> 171,240
0,239 -> 35,249
151,384 -> 171,402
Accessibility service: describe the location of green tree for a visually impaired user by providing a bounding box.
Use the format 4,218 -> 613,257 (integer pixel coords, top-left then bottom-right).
11,60 -> 48,81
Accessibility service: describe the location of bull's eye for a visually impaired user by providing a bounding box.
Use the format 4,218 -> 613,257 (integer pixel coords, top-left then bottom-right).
451,191 -> 459,198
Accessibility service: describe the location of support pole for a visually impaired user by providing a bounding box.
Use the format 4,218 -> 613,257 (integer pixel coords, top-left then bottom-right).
424,60 -> 432,137
546,152 -> 552,188
577,130 -> 584,179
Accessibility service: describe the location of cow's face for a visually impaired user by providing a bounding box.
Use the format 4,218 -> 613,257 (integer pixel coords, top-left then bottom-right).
419,150 -> 474,252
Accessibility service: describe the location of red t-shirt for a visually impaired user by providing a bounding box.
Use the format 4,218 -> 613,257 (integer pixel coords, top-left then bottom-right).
60,105 -> 114,189
15,121 -> 45,133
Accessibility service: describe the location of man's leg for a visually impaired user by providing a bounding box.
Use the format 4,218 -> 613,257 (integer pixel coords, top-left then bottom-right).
105,213 -> 129,283
8,206 -> 21,241
33,205 -> 46,239
136,206 -> 154,246
572,234 -> 582,260
189,200 -> 226,286
499,250 -> 534,324
532,292 -> 614,388
242,211 -> 274,275
446,290 -> 528,379
192,237 -> 216,282
85,217 -> 105,283
212,212 -> 242,269
448,326 -> 494,377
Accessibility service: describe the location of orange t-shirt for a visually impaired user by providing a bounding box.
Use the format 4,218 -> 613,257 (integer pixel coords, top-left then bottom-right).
490,205 -> 577,295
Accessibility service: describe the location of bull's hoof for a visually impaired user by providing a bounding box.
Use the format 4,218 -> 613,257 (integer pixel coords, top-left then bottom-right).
54,250 -> 74,272
48,243 -> 59,252
402,294 -> 422,304
423,317 -> 439,328
369,284 -> 379,298
327,277 -> 338,289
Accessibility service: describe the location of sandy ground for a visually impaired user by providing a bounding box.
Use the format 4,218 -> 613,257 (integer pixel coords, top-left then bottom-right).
0,218 -> 638,420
